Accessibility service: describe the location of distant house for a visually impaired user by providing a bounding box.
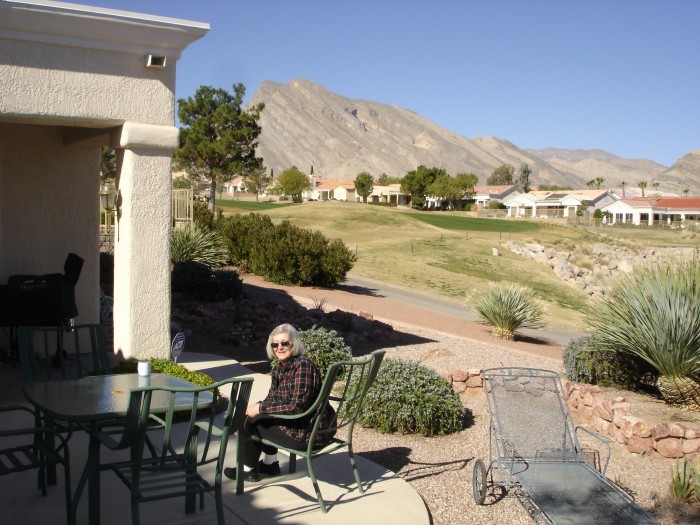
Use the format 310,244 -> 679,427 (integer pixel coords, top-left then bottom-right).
426,184 -> 518,210
505,190 -> 619,218
473,185 -> 520,207
307,179 -> 355,201
367,184 -> 408,205
222,176 -> 246,195
600,196 -> 700,227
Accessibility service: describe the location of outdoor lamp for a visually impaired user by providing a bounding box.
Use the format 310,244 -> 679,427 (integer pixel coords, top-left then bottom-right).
99,180 -> 118,212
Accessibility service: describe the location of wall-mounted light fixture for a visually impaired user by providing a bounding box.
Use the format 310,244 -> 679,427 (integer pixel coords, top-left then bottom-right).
100,179 -> 118,212
100,179 -> 119,235
146,55 -> 167,69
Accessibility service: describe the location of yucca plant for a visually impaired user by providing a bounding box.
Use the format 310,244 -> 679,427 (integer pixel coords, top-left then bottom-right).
469,282 -> 543,340
586,257 -> 700,410
171,225 -> 229,268
670,458 -> 700,502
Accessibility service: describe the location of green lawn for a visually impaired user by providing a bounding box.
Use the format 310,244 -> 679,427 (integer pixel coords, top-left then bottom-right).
218,200 -> 698,333
404,211 -> 539,232
215,199 -> 296,212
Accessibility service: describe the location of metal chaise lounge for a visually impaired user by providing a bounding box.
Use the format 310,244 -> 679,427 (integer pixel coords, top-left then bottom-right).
472,367 -> 659,525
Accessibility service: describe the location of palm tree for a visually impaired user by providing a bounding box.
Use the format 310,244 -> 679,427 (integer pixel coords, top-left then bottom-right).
586,179 -> 595,189
620,181 -> 628,198
638,181 -> 647,197
652,182 -> 660,194
594,177 -> 605,189
683,188 -> 690,196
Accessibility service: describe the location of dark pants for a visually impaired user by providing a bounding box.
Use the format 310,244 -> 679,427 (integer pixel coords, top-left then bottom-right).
242,416 -> 307,469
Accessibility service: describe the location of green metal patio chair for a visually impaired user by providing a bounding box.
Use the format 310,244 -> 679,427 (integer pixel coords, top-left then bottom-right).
98,376 -> 253,525
250,349 -> 385,513
0,405 -> 73,525
17,324 -> 111,383
17,324 -> 112,483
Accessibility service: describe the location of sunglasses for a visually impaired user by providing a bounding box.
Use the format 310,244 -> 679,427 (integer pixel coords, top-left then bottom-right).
271,341 -> 291,349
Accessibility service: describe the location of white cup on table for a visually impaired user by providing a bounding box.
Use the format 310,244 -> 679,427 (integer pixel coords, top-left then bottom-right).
137,360 -> 151,377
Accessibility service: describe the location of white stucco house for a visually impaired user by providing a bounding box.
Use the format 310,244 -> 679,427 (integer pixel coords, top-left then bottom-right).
222,176 -> 247,195
367,184 -> 407,205
310,180 -> 356,201
0,1 -> 208,359
473,184 -> 520,207
505,190 -> 619,218
600,197 -> 700,227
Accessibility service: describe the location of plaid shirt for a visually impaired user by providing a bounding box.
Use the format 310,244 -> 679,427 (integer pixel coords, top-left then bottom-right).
259,355 -> 335,446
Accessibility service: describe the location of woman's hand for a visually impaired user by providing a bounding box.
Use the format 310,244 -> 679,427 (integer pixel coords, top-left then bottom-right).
246,402 -> 261,418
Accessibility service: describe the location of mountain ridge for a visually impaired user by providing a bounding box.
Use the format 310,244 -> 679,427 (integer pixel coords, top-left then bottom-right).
251,78 -> 699,193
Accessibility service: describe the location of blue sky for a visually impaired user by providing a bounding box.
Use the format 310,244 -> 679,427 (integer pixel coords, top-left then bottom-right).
74,0 -> 698,166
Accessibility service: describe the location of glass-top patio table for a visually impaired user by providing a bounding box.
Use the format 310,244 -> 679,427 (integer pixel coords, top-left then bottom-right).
24,373 -> 213,525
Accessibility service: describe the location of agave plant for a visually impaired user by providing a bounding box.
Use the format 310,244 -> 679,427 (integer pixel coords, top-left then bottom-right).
586,257 -> 700,410
469,282 -> 543,340
171,225 -> 229,268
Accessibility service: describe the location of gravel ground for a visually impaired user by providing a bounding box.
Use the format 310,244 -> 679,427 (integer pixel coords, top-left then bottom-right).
345,325 -> 697,525
186,275 -> 699,524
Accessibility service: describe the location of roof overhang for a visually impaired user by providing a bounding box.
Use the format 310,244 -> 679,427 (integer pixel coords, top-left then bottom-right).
0,0 -> 209,58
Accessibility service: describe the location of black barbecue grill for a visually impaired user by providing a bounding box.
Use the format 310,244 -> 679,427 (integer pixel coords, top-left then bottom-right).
0,253 -> 84,360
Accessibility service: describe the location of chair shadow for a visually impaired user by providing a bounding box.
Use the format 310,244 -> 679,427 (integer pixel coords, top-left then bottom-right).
358,446 -> 472,484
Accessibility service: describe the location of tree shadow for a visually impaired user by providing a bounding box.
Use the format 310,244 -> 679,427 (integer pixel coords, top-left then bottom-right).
333,282 -> 386,298
177,278 -> 441,372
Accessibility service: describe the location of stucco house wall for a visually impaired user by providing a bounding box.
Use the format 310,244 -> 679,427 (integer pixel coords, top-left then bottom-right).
0,1 -> 208,359
0,122 -> 101,321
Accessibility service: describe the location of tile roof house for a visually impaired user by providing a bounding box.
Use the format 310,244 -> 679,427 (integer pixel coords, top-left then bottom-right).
504,190 -> 619,219
473,185 -> 520,206
601,196 -> 700,227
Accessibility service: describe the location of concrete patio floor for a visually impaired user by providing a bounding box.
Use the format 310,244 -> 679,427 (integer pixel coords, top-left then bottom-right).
0,352 -> 430,525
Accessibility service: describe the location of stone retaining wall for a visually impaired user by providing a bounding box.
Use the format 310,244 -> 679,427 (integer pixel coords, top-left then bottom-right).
442,369 -> 700,461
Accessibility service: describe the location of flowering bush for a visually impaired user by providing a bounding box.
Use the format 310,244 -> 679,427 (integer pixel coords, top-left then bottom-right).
299,325 -> 353,379
351,358 -> 464,436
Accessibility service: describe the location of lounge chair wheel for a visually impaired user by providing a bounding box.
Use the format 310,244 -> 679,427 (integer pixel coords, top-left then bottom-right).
472,458 -> 487,504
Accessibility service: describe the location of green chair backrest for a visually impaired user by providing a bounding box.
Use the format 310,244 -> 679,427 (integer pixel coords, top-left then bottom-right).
17,324 -> 111,384
108,376 -> 254,471
309,350 -> 385,449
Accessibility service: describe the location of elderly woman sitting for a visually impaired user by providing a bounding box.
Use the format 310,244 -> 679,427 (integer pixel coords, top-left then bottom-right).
224,323 -> 336,482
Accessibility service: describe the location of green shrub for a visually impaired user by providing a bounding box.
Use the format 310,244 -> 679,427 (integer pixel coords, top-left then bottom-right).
171,261 -> 243,302
192,201 -> 222,231
469,282 -> 543,339
563,336 -> 658,389
670,458 -> 700,502
351,358 -> 464,436
112,358 -> 215,387
171,225 -> 229,268
299,325 -> 353,379
216,213 -> 355,286
587,256 -> 700,408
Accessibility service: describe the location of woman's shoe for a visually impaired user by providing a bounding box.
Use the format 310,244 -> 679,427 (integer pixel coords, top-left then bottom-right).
258,460 -> 281,476
224,467 -> 260,482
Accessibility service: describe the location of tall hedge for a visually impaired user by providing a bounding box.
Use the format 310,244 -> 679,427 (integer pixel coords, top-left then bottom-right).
216,213 -> 355,286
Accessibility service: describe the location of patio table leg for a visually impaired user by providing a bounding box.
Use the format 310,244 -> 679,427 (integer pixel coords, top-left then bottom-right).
88,424 -> 101,524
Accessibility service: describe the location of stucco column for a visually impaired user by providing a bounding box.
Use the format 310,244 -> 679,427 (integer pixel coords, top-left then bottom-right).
112,122 -> 179,360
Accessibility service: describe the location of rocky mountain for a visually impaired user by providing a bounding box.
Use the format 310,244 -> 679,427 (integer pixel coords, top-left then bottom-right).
657,150 -> 700,194
251,78 -> 699,193
523,148 -> 669,191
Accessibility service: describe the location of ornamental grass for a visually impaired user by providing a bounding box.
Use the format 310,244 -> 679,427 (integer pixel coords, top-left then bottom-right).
586,256 -> 700,410
469,282 -> 543,340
